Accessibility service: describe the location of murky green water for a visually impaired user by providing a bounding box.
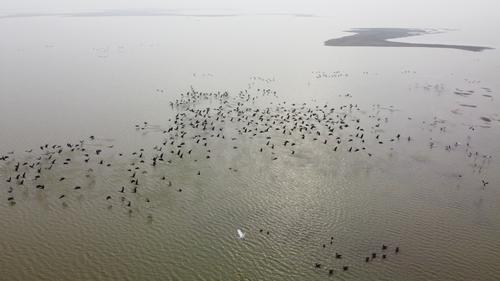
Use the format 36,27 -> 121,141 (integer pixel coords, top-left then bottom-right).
1,14 -> 499,281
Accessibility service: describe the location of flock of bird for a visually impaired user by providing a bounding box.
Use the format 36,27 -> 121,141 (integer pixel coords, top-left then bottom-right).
314,239 -> 401,276
0,77 -> 494,278
1,78 -> 492,210
312,70 -> 349,79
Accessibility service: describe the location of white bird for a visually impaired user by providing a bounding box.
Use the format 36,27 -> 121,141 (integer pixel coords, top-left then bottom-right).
237,229 -> 245,239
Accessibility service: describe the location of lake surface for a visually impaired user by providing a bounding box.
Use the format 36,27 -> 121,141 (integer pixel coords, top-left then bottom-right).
1,12 -> 499,281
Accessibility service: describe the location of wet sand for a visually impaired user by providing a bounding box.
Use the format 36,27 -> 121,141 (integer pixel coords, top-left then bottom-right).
325,28 -> 493,52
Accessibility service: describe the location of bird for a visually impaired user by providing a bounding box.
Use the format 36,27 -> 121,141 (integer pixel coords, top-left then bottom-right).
237,229 -> 245,239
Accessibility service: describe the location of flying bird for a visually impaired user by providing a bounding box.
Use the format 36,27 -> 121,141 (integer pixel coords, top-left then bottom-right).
237,229 -> 245,239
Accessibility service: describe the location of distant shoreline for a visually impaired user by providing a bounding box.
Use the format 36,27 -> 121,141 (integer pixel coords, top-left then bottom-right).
324,28 -> 493,52
0,10 -> 318,19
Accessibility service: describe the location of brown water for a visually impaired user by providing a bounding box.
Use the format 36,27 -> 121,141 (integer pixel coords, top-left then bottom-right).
1,14 -> 500,281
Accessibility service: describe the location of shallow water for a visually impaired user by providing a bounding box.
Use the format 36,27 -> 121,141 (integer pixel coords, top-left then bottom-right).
1,14 -> 500,281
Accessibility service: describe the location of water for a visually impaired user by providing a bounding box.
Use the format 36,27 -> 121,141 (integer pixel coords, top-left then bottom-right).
1,13 -> 499,281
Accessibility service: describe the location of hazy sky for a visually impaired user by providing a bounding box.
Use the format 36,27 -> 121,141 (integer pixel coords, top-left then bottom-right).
1,0 -> 498,29
1,0 -> 497,14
